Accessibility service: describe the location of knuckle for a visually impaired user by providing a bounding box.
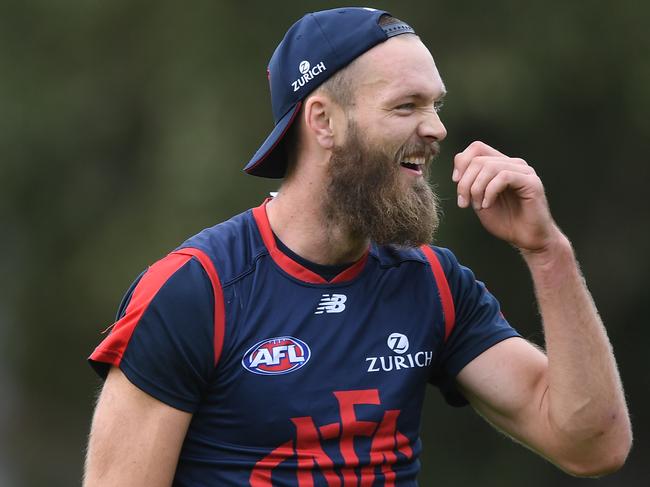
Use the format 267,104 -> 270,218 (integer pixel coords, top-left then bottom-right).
470,180 -> 483,197
457,174 -> 475,194
469,140 -> 484,149
480,157 -> 498,169
493,171 -> 509,184
471,156 -> 489,171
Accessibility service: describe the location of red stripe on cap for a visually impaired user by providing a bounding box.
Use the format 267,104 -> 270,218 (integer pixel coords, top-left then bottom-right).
89,253 -> 194,367
173,248 -> 225,367
420,245 -> 456,342
252,200 -> 368,284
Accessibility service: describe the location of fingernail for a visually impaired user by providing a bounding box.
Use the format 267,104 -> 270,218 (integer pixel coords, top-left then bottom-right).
452,169 -> 459,181
482,198 -> 488,208
457,195 -> 466,207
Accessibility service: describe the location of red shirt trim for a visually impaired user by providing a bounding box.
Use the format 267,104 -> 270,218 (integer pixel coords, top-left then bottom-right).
252,201 -> 368,284
89,252 -> 194,367
420,245 -> 456,342
173,248 -> 226,367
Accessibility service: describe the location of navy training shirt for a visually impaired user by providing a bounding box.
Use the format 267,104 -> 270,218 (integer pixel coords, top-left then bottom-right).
89,200 -> 520,486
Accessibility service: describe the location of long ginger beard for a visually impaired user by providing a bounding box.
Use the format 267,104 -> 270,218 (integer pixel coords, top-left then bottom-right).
323,119 -> 440,247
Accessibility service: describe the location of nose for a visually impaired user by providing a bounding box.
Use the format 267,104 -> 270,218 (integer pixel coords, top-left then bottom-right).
417,110 -> 447,143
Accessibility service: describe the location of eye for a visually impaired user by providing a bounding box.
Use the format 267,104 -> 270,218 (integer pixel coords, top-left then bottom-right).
395,103 -> 416,113
434,100 -> 444,113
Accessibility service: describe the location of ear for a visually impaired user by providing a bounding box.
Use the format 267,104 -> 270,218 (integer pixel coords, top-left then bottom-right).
303,94 -> 341,150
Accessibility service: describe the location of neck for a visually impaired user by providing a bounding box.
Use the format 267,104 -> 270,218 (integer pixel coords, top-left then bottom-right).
266,177 -> 369,265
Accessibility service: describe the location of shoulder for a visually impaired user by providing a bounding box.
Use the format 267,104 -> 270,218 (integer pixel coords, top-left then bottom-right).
370,243 -> 461,269
420,245 -> 481,295
175,207 -> 266,285
417,245 -> 499,324
117,253 -> 214,321
369,244 -> 469,298
89,252 -> 217,382
370,243 -> 429,267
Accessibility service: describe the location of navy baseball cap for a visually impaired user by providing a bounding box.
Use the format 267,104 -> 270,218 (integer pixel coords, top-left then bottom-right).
243,7 -> 415,178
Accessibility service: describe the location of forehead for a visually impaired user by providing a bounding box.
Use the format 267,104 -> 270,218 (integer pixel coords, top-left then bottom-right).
353,35 -> 445,101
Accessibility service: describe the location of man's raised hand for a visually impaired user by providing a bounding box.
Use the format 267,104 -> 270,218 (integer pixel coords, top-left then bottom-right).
452,141 -> 563,253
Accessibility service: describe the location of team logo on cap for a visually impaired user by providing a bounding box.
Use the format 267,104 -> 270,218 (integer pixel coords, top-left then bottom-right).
291,60 -> 327,92
242,336 -> 311,375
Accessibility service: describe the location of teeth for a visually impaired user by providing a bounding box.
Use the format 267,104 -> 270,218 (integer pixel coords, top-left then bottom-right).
401,157 -> 425,166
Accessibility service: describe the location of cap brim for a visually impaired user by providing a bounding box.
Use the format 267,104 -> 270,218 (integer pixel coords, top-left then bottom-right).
243,101 -> 303,178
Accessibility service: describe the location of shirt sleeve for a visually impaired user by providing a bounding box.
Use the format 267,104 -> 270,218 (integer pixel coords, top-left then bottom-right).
429,246 -> 521,406
88,253 -> 216,413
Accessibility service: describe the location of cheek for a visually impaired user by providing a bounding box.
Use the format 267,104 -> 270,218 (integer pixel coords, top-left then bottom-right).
379,120 -> 418,151
353,107 -> 399,138
364,121 -> 406,147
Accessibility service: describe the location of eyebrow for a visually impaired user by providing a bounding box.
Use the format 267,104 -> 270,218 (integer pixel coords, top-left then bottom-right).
395,89 -> 447,103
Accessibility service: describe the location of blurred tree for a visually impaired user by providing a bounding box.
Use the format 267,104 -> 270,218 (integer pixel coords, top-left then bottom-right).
0,0 -> 647,485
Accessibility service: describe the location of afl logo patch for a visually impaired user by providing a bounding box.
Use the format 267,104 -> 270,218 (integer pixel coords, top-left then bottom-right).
242,336 -> 311,375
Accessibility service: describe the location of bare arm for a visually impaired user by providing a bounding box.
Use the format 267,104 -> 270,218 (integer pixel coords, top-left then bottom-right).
84,366 -> 192,487
452,141 -> 632,476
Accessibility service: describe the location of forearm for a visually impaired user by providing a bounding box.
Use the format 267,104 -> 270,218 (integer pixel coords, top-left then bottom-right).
452,142 -> 631,473
522,233 -> 631,470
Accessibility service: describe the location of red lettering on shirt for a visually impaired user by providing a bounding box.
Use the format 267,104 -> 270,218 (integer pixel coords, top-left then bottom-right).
250,440 -> 295,487
360,409 -> 414,487
334,389 -> 381,485
249,389 -> 412,486
292,416 -> 341,486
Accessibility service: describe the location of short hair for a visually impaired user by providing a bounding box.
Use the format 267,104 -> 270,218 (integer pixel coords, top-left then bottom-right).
282,14 -> 407,178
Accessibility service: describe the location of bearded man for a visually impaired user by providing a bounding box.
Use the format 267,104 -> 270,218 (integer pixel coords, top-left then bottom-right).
84,7 -> 631,486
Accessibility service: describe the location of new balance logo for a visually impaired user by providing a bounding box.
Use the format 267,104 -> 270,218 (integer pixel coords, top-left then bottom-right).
315,294 -> 347,314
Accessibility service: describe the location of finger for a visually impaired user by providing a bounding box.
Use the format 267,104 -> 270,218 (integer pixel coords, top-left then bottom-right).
456,158 -> 483,208
470,160 -> 535,209
457,157 -> 530,208
505,156 -> 530,168
453,141 -> 507,182
481,170 -> 536,208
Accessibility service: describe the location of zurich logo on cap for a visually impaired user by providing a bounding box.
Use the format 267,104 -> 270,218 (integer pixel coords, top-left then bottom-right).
243,7 -> 415,178
242,336 -> 311,375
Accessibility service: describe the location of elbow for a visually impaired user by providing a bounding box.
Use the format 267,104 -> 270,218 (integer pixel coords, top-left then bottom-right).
561,450 -> 629,478
558,418 -> 633,478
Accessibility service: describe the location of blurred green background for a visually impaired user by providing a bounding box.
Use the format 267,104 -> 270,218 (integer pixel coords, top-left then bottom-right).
1,0 -> 648,485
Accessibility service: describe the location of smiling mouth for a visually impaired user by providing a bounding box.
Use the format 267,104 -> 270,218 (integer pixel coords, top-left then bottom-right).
399,156 -> 426,174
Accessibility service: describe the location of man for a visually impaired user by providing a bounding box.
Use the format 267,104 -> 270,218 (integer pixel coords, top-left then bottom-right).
84,7 -> 631,486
